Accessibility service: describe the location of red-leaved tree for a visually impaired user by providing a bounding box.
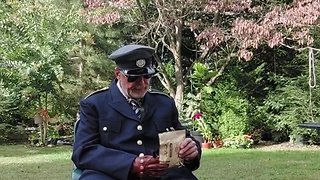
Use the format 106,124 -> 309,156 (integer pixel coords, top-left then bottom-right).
82,0 -> 320,112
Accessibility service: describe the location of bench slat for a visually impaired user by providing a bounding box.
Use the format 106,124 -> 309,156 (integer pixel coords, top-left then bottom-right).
298,122 -> 320,130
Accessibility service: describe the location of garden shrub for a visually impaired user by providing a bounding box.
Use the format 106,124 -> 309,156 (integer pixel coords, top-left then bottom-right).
0,123 -> 10,143
261,78 -> 320,143
219,109 -> 249,138
223,134 -> 254,149
210,80 -> 250,139
0,123 -> 28,144
8,125 -> 28,143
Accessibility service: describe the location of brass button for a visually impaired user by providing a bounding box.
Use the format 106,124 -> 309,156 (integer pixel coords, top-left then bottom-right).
137,140 -> 143,145
137,125 -> 143,131
102,127 -> 108,131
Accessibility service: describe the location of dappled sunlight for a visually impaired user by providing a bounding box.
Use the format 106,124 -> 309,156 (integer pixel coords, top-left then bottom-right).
0,152 -> 71,165
25,149 -> 41,154
201,148 -> 254,155
0,145 -> 72,157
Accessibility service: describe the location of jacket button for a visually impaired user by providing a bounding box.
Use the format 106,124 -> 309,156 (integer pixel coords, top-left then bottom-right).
137,125 -> 143,131
102,127 -> 108,131
137,140 -> 143,145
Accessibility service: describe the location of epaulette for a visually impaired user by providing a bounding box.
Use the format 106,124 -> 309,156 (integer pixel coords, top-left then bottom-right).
148,89 -> 172,99
84,87 -> 109,99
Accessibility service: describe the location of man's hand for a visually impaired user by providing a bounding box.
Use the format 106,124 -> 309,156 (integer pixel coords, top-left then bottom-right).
132,154 -> 168,178
179,138 -> 198,161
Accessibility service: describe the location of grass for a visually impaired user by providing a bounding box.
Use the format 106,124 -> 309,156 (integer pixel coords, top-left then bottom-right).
0,144 -> 73,180
0,145 -> 319,180
194,149 -> 320,180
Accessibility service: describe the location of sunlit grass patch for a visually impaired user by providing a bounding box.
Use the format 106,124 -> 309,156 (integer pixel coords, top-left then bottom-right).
0,144 -> 72,157
194,148 -> 320,180
0,151 -> 71,165
0,145 -> 72,180
0,144 -> 320,180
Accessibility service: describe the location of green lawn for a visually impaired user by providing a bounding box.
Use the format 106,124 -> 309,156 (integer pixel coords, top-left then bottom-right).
196,149 -> 320,180
0,145 -> 319,180
0,144 -> 73,180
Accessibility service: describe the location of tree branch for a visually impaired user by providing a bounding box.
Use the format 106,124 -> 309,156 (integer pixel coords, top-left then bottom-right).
280,43 -> 320,52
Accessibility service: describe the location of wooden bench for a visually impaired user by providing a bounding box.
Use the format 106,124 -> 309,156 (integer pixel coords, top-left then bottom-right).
298,122 -> 320,130
297,122 -> 320,144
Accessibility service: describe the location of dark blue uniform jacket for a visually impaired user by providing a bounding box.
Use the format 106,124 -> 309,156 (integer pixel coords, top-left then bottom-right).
72,81 -> 201,180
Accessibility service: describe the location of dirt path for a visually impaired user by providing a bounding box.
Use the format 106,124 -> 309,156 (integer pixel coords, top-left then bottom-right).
253,141 -> 320,151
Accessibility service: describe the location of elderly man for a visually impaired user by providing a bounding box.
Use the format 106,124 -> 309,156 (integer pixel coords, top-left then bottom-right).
72,44 -> 201,180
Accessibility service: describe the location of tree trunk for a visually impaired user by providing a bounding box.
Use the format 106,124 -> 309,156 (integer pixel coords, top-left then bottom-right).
172,18 -> 184,112
39,123 -> 45,145
43,121 -> 48,145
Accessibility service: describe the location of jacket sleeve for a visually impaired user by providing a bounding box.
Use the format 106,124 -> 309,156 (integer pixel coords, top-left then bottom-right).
71,100 -> 136,180
170,100 -> 202,171
184,130 -> 202,171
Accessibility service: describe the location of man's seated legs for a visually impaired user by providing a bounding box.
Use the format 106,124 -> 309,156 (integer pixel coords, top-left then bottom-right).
79,170 -> 117,180
162,166 -> 198,180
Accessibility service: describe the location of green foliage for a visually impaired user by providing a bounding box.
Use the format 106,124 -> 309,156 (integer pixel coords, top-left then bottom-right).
182,62 -> 220,141
219,109 -> 248,138
191,112 -> 215,142
183,62 -> 250,141
242,43 -> 320,144
183,93 -> 217,141
0,82 -> 16,122
27,128 -> 40,145
261,77 -> 320,143
223,135 -> 254,149
0,0 -> 86,121
214,82 -> 250,139
1,0 -> 320,146
226,44 -> 320,143
0,1 -> 118,147
0,0 -> 119,128
190,62 -> 216,89
0,123 -> 28,144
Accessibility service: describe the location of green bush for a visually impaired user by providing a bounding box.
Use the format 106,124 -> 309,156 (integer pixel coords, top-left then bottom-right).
213,82 -> 250,139
219,108 -> 249,139
223,135 -> 254,149
261,81 -> 320,143
27,128 -> 40,145
9,125 -> 28,142
183,62 -> 251,141
0,123 -> 28,144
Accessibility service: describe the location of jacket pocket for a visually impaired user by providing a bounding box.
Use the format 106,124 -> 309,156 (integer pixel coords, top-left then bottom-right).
99,118 -> 121,144
153,119 -> 171,133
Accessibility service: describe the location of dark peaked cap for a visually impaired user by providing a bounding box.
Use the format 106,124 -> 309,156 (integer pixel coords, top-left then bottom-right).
109,44 -> 156,75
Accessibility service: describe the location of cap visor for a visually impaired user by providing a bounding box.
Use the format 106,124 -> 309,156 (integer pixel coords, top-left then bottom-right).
121,67 -> 156,76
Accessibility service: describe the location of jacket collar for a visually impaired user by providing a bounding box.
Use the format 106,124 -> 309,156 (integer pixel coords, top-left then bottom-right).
108,80 -> 156,122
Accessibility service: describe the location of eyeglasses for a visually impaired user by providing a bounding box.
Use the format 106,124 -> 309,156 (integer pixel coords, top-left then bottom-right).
120,71 -> 154,82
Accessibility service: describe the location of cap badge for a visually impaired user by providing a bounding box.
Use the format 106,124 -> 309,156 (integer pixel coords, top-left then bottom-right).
136,59 -> 146,68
